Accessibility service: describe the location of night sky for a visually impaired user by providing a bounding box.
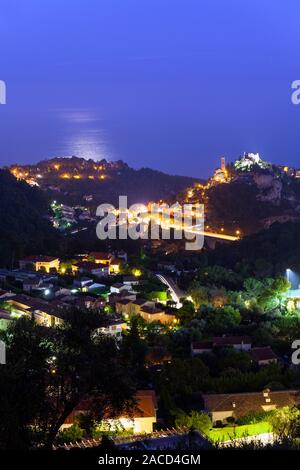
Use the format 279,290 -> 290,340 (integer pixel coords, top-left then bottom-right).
1,0 -> 300,177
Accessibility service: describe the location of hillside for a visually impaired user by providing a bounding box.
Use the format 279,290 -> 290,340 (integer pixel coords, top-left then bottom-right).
179,153 -> 300,236
8,157 -> 200,206
0,170 -> 60,267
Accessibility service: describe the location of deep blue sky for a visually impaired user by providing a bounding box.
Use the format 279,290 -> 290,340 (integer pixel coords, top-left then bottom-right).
1,0 -> 300,177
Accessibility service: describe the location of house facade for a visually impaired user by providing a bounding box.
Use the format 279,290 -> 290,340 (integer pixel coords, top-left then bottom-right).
115,299 -> 132,317
62,390 -> 157,434
192,336 -> 252,355
96,317 -> 128,340
140,305 -> 176,325
250,347 -> 278,366
203,389 -> 300,425
72,262 -> 109,278
6,294 -> 65,328
89,252 -> 121,274
19,256 -> 60,273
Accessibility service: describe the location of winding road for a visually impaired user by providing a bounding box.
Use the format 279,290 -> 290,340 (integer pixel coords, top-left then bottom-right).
156,273 -> 184,308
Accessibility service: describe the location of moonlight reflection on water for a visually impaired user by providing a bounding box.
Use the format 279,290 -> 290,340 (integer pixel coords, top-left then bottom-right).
56,108 -> 112,161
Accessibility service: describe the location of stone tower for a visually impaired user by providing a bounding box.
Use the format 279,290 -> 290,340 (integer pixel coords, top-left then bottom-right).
221,156 -> 226,172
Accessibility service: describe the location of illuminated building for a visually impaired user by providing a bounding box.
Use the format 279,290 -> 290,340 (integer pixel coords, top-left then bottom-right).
221,156 -> 225,171
109,257 -> 121,274
234,152 -> 271,172
212,156 -> 228,184
203,390 -> 300,426
139,305 -> 176,325
61,390 -> 157,435
19,256 -> 60,273
72,261 -> 109,277
89,252 -> 112,265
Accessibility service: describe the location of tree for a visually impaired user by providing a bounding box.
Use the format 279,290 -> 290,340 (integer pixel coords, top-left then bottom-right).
197,266 -> 242,290
200,305 -> 241,335
188,285 -> 209,309
176,300 -> 195,324
57,423 -> 85,444
219,349 -> 252,373
43,308 -> 135,448
0,169 -> 60,267
257,277 -> 290,311
120,315 -> 148,385
0,308 -> 136,449
243,277 -> 264,298
269,407 -> 300,440
0,317 -> 51,449
158,358 -> 209,397
175,411 -> 212,435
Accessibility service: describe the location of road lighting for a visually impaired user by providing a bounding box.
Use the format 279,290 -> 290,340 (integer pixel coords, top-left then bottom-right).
286,268 -> 291,285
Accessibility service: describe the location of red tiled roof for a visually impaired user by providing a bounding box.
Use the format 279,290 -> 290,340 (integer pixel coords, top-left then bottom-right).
90,252 -> 112,260
76,261 -> 107,270
134,390 -> 158,418
116,299 -> 132,305
21,255 -> 58,263
213,336 -> 252,346
64,390 -> 157,424
7,294 -> 67,318
73,297 -> 96,306
203,390 -> 300,417
141,306 -> 164,314
192,336 -> 252,351
250,347 -> 277,362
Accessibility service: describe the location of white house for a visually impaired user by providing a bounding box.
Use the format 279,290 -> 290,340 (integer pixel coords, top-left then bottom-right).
62,390 -> 158,435
96,317 -> 128,340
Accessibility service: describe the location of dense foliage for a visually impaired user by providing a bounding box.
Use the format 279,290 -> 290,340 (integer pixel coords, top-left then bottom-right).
0,170 -> 60,267
0,311 -> 136,450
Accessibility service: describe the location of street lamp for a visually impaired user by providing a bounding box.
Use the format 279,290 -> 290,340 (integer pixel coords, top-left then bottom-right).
286,268 -> 291,285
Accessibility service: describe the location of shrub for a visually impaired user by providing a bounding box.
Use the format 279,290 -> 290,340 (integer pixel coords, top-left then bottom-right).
226,416 -> 235,424
91,419 -> 134,439
215,420 -> 224,428
57,424 -> 85,444
269,407 -> 300,439
236,410 -> 275,425
175,410 -> 212,434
